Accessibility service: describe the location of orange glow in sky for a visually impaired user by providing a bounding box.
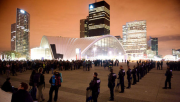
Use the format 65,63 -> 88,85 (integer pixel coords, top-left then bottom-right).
0,0 -> 180,56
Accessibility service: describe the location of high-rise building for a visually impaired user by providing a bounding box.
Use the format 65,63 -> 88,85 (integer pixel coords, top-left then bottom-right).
80,18 -> 88,38
88,1 -> 110,37
15,8 -> 30,59
151,38 -> 158,55
11,23 -> 16,51
123,20 -> 147,58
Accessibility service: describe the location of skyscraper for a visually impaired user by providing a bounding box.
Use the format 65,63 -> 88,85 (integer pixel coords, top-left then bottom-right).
123,20 -> 147,58
15,8 -> 30,59
11,23 -> 16,51
151,38 -> 158,55
88,1 -> 110,37
80,18 -> 88,38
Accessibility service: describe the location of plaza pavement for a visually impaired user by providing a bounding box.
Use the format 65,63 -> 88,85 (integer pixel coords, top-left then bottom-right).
0,62 -> 180,102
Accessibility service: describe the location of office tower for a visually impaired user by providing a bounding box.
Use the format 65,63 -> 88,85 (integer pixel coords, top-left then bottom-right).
151,38 -> 158,55
16,8 -> 30,59
88,1 -> 110,37
80,18 -> 89,38
123,20 -> 147,57
11,23 -> 16,51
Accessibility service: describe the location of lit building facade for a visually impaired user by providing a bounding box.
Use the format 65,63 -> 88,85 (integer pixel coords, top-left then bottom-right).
15,8 -> 30,59
80,18 -> 88,38
151,38 -> 158,55
172,49 -> 180,58
123,20 -> 147,59
11,23 -> 16,51
31,35 -> 125,60
88,1 -> 110,37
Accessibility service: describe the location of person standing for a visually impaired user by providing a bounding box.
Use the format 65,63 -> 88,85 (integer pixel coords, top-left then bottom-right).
126,66 -> 132,89
161,60 -> 163,70
132,66 -> 137,85
34,68 -> 45,102
29,70 -> 37,101
87,72 -> 100,102
51,62 -> 54,74
118,66 -> 125,93
108,69 -> 117,101
136,64 -> 140,82
11,82 -> 33,102
163,66 -> 173,89
47,71 -> 62,102
157,61 -> 160,70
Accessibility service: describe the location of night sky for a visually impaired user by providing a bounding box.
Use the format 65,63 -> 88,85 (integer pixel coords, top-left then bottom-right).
0,0 -> 180,56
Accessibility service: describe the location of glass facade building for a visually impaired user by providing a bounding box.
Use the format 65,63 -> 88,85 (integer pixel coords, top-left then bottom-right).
151,38 -> 158,55
123,20 -> 147,58
88,1 -> 110,37
15,8 -> 30,59
11,23 -> 16,51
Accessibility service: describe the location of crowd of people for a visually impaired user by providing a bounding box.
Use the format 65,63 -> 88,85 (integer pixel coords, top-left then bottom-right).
0,59 -> 178,102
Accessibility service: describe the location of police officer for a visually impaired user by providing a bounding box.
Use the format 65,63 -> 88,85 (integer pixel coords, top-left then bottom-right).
87,72 -> 100,102
132,66 -> 137,85
136,64 -> 140,82
126,66 -> 132,89
118,66 -> 125,93
108,69 -> 117,101
163,66 -> 173,89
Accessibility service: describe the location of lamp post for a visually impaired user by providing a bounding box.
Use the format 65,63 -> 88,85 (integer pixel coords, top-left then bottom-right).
93,48 -> 96,60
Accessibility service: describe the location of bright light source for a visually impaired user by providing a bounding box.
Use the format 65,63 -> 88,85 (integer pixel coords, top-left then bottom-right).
20,10 -> 25,13
93,48 -> 96,51
109,51 -> 112,54
76,48 -> 79,54
119,52 -> 121,55
90,5 -> 93,9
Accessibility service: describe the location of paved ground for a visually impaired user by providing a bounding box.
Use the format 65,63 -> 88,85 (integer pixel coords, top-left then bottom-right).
0,62 -> 180,102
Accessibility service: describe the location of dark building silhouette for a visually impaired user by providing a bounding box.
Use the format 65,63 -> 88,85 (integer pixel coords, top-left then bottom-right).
151,38 -> 158,55
80,18 -> 89,38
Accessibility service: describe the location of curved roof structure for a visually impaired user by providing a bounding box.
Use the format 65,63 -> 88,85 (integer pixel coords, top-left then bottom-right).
39,35 -> 126,60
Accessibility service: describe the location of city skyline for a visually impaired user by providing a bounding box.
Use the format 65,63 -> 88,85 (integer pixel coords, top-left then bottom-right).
0,0 -> 180,57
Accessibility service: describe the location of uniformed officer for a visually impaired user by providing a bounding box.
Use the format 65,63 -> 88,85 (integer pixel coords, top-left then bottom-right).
118,66 -> 125,93
87,72 -> 100,102
136,64 -> 140,82
132,66 -> 137,85
163,66 -> 173,89
108,69 -> 117,101
126,66 -> 132,89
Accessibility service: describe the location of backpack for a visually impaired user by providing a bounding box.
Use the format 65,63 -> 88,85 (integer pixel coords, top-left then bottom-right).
52,72 -> 61,87
33,73 -> 41,86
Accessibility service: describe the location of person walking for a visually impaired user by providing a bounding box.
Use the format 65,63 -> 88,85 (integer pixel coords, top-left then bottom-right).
118,66 -> 125,93
87,72 -> 100,102
47,71 -> 62,102
163,66 -> 173,89
108,69 -> 117,101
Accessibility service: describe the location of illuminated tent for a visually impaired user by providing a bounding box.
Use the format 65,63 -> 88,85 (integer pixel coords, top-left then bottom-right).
31,35 -> 126,60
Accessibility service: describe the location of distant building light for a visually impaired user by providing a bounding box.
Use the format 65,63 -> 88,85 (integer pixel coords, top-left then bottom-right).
20,10 -> 25,13
90,5 -> 94,9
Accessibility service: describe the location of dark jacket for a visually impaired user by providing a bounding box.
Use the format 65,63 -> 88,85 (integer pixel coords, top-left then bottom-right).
39,74 -> 45,86
127,69 -> 132,79
1,80 -> 12,92
11,89 -> 33,102
118,69 -> 125,79
108,73 -> 117,88
165,69 -> 173,79
87,77 -> 100,93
